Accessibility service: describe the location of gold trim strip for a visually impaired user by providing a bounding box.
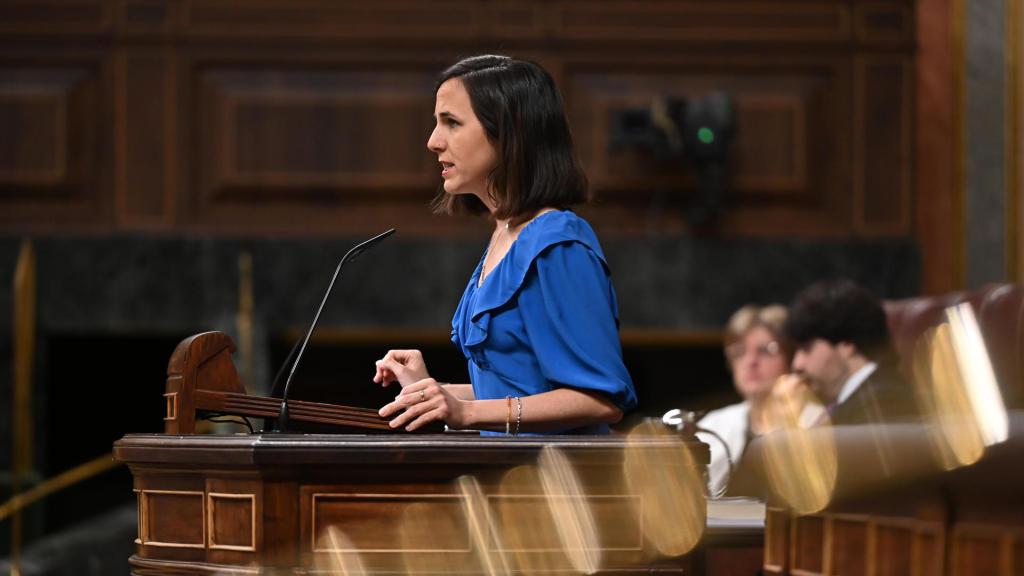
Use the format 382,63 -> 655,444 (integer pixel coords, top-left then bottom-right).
207,492 -> 257,552
164,391 -> 178,421
134,489 -> 142,544
310,492 -> 471,554
139,489 -> 206,549
141,541 -> 207,549
484,494 -> 643,552
0,453 -> 119,522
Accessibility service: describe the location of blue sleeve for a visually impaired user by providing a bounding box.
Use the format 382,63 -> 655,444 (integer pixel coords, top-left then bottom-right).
517,241 -> 638,411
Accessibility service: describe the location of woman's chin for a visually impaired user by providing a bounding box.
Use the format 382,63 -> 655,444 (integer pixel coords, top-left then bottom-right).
738,385 -> 773,400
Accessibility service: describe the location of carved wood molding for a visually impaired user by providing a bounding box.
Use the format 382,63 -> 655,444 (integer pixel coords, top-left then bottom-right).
0,0 -> 917,239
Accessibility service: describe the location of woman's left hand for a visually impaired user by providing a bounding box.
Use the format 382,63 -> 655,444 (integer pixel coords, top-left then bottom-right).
378,378 -> 468,431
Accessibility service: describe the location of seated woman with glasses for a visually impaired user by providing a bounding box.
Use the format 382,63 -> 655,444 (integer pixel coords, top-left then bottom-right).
697,305 -> 824,496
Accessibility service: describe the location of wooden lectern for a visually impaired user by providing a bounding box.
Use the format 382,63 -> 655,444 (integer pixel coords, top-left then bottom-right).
114,332 -> 743,575
161,331 -> 440,434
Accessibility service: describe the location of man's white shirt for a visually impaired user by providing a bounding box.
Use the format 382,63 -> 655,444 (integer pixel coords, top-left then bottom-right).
835,361 -> 877,406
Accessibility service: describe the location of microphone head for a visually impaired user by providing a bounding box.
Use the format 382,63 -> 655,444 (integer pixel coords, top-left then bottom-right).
348,228 -> 396,262
370,228 -> 397,242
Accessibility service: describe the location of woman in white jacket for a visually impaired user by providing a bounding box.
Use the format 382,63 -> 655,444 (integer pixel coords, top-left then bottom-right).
697,305 -> 823,496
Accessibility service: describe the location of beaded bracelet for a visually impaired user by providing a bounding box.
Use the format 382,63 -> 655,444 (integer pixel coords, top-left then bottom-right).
513,396 -> 522,436
505,396 -> 513,436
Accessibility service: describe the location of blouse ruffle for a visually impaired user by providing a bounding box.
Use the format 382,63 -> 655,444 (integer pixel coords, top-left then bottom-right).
451,210 -> 637,417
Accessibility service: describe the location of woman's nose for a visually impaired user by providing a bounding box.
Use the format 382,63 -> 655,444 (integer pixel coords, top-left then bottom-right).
427,126 -> 444,153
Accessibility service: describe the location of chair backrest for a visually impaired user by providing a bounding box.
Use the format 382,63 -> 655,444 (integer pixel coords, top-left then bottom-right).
884,284 -> 1024,409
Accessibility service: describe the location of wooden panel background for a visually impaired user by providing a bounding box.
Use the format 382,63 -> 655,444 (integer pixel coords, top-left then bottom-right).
0,62 -> 109,227
566,55 -> 850,236
0,0 -> 918,240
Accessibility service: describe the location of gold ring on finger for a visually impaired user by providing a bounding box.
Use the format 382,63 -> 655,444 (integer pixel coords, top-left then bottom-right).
419,390 -> 426,402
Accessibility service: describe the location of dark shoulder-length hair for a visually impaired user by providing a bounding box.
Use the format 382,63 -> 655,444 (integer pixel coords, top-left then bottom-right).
431,54 -> 589,224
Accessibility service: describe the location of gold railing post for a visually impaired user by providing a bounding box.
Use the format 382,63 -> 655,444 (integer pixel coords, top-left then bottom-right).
1,240 -> 122,566
12,238 -> 37,575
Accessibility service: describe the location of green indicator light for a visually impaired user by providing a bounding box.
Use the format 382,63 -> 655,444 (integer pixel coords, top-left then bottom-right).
697,127 -> 715,144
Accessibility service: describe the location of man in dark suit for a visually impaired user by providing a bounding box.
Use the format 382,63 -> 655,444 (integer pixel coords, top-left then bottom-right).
783,279 -> 918,426
727,279 -> 922,499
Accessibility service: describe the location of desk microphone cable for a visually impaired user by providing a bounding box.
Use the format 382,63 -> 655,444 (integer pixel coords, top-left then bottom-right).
203,413 -> 255,434
662,408 -> 734,499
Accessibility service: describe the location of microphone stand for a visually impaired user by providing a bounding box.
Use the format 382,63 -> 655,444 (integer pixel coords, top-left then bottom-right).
271,228 -> 396,432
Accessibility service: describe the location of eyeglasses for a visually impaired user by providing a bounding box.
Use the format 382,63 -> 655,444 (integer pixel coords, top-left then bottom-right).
726,340 -> 782,362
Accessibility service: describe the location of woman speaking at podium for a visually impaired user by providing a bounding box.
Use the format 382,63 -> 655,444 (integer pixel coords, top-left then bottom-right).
374,55 -> 637,435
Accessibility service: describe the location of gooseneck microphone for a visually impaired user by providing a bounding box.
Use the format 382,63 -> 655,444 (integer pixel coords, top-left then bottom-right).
271,228 -> 396,432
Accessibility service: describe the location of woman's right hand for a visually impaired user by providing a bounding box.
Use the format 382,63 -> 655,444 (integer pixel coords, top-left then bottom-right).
379,378 -> 467,431
373,349 -> 430,388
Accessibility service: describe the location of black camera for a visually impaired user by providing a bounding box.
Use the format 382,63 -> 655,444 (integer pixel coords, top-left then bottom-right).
609,93 -> 735,225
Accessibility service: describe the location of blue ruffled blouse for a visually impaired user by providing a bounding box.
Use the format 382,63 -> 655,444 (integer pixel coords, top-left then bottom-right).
450,210 -> 638,435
